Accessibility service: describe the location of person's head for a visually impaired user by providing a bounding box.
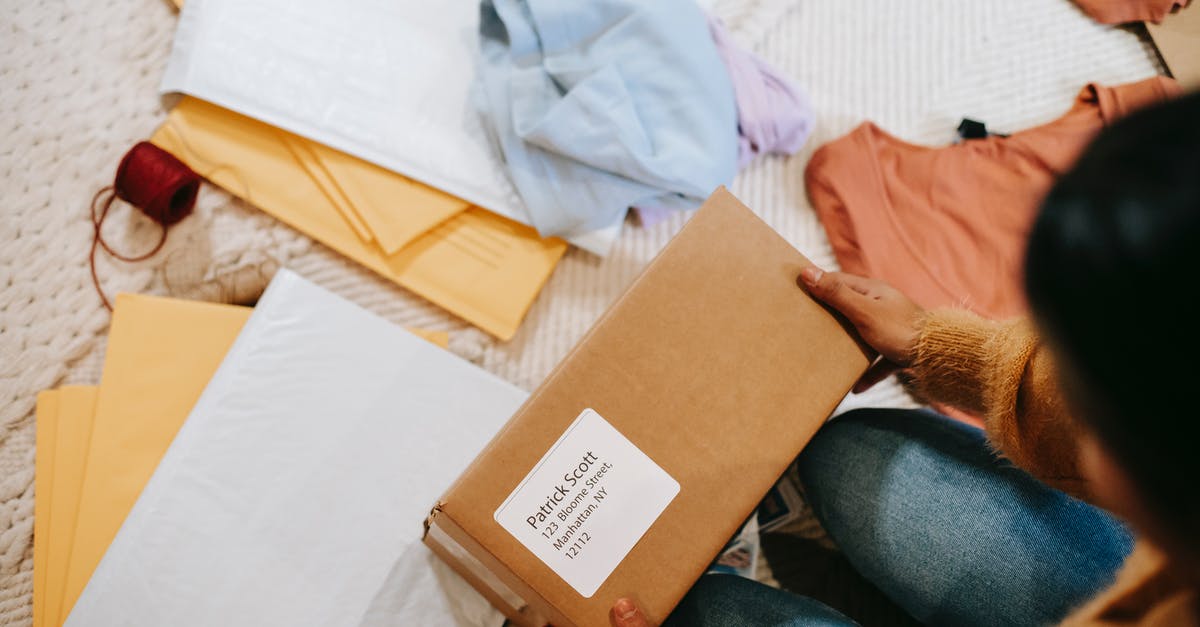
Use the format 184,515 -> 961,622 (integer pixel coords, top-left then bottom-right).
1025,90 -> 1200,575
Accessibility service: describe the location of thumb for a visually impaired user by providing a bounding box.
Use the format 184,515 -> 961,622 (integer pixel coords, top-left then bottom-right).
610,598 -> 652,627
798,267 -> 863,319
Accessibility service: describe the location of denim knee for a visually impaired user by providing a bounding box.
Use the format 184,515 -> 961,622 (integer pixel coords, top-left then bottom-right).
666,574 -> 858,627
793,408 -> 1134,627
797,408 -> 925,517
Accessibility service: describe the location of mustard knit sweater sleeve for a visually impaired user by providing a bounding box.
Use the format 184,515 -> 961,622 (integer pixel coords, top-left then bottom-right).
908,309 -> 1091,500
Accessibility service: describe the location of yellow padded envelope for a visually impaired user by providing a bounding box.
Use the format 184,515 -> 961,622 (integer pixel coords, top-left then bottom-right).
34,391 -> 59,627
151,97 -> 567,340
43,387 -> 98,627
58,294 -> 448,620
279,132 -> 470,256
305,139 -> 469,256
278,132 -> 377,245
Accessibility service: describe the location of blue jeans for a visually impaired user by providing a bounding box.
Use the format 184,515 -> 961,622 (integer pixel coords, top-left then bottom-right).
666,409 -> 1134,627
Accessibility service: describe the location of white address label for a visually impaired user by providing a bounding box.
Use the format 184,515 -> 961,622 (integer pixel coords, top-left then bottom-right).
494,408 -> 680,597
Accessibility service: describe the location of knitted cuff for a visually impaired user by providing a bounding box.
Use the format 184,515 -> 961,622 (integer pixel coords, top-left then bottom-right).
909,309 -> 1009,415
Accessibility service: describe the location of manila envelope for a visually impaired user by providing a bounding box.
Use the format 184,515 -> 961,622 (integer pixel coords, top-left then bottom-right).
46,387 -> 98,627
34,387 -> 98,627
151,97 -> 567,340
280,131 -> 377,245
34,391 -> 59,627
279,132 -> 471,256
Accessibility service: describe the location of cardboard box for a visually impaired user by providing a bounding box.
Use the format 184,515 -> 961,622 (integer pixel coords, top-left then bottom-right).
424,188 -> 871,626
1148,3 -> 1200,90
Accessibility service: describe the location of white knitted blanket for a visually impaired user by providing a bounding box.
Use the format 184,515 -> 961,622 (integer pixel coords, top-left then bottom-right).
0,0 -> 1159,623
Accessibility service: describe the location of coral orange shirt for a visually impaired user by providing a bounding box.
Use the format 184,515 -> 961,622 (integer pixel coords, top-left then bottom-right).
805,77 -> 1179,321
1073,0 -> 1188,24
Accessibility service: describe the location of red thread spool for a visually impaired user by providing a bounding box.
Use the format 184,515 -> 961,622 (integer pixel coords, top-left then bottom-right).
90,141 -> 202,310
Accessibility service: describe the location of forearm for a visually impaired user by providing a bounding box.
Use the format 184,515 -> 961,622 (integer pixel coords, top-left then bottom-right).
908,309 -> 1090,499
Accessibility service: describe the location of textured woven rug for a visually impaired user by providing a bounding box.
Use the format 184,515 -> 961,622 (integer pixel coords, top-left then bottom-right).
0,0 -> 1160,623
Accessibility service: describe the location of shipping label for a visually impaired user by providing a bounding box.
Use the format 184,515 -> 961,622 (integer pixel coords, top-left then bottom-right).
494,408 -> 679,597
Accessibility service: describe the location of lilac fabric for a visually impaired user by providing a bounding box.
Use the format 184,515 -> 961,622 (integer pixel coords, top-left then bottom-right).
636,17 -> 815,227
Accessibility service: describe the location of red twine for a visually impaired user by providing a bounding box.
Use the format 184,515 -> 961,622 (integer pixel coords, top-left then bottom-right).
90,141 -> 201,310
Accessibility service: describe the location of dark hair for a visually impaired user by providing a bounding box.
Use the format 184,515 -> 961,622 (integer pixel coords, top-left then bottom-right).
1025,90 -> 1200,561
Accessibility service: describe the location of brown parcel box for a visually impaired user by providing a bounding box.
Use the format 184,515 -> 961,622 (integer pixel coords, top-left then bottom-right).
424,187 -> 871,627
1148,2 -> 1200,90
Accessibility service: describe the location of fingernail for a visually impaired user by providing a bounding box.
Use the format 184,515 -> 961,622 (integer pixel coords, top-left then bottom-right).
615,599 -> 638,620
799,267 -> 823,287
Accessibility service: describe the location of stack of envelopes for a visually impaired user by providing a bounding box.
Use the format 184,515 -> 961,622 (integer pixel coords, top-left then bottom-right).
151,0 -> 569,342
34,271 -> 527,626
149,99 -> 568,341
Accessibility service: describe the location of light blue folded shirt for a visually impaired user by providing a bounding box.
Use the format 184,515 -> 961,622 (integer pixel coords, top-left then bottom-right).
478,0 -> 739,239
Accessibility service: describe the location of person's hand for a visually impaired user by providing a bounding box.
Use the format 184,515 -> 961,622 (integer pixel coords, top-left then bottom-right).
610,598 -> 651,627
798,266 -> 925,392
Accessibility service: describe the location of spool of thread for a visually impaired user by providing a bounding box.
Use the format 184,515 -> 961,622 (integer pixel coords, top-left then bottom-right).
90,141 -> 201,310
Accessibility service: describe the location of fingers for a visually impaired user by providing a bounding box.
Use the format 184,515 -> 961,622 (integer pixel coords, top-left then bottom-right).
797,266 -> 925,367
610,598 -> 652,627
828,272 -> 877,296
798,267 -> 866,319
852,358 -> 899,393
